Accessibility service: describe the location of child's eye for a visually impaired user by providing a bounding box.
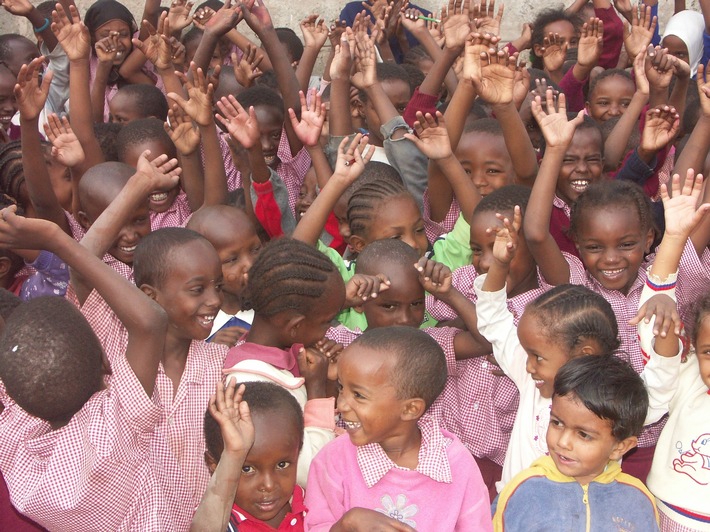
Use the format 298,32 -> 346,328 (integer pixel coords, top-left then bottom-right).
620,242 -> 637,249
336,381 -> 343,391
242,465 -> 254,474
584,245 -> 602,252
276,461 -> 291,470
470,247 -> 483,256
550,418 -> 561,427
353,391 -> 365,399
486,168 -> 501,174
415,226 -> 426,234
578,431 -> 591,440
191,286 -> 205,294
536,355 -> 543,362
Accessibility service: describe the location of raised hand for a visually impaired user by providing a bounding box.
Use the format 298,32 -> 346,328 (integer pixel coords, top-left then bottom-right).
426,8 -> 445,47
400,8 -> 427,34
43,114 -> 85,168
697,63 -> 710,118
328,19 -> 348,48
0,205 -> 59,251
660,171 -> 710,240
415,256 -> 453,298
472,48 -> 518,106
300,14 -> 329,49
95,33 -> 119,64
541,32 -> 566,73
204,0 -> 242,36
489,205 -> 521,265
51,3 -> 91,62
351,31 -> 377,90
297,346 -> 329,398
442,0 -> 471,52
133,14 -> 174,71
167,0 -> 195,33
344,273 -> 390,306
645,45 -> 674,90
369,1 -> 393,46
0,0 -> 34,17
208,380 -> 255,457
577,17 -> 603,68
242,0 -> 274,33
630,294 -> 682,338
164,104 -> 201,156
14,56 -> 53,121
463,31 -> 500,84
329,30 -> 353,81
471,0 -> 504,36
403,111 -> 453,160
288,88 -> 326,148
641,105 -> 680,153
135,150 -> 182,192
232,45 -> 263,88
623,4 -> 656,59
531,89 -> 584,149
192,5 -> 215,29
632,48 -> 650,95
332,133 -> 372,184
215,95 -> 260,149
512,65 -> 531,110
168,62 -> 214,127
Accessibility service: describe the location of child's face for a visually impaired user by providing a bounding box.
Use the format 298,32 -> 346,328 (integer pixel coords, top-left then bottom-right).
208,218 -> 262,299
149,239 -> 223,340
661,35 -> 690,65
470,209 -> 537,298
82,198 -> 151,265
361,262 -> 425,329
93,20 -> 132,66
333,194 -> 352,244
694,315 -> 710,389
108,92 -> 145,124
337,344 -> 409,448
253,105 -> 284,169
0,68 -> 18,131
234,410 -> 300,528
121,140 -> 181,213
455,132 -> 516,197
1,39 -> 39,77
556,128 -> 603,205
44,148 -> 73,211
362,79 -> 411,145
295,169 -> 317,221
359,194 -> 428,257
586,76 -> 635,123
518,311 -> 572,398
547,393 -> 632,485
573,206 -> 653,294
294,272 -> 345,346
543,20 -> 578,49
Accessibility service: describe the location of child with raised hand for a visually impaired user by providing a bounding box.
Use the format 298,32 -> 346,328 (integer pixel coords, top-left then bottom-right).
525,94 -> 710,482
0,206 -> 173,530
475,203 -> 622,492
305,326 -> 492,531
493,355 -> 660,531
195,380 -> 307,532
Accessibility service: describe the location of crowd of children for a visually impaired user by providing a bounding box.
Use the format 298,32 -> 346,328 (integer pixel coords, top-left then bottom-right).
1,0 -> 710,529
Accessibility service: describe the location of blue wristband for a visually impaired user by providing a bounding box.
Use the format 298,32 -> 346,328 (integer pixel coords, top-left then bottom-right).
33,18 -> 50,33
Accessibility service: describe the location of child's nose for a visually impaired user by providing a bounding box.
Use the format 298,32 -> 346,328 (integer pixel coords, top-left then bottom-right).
259,471 -> 276,492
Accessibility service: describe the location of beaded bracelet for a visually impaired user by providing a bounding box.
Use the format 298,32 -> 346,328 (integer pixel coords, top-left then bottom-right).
33,18 -> 50,33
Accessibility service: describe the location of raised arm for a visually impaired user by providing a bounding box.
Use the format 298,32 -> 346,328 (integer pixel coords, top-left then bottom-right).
1,0 -> 58,51
288,89 -> 333,190
297,15 -> 329,93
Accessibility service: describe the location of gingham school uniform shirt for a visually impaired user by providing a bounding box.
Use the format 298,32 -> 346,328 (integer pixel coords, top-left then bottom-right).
150,189 -> 192,230
422,189 -> 460,243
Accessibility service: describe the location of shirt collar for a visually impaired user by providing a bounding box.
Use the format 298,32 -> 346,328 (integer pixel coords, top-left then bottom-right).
552,195 -> 571,218
356,415 -> 452,488
231,486 -> 306,528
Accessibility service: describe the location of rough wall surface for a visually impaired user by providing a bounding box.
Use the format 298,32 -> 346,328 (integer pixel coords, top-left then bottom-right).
0,1 -> 702,58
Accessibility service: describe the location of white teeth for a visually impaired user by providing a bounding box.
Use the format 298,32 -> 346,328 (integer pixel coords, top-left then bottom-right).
198,315 -> 215,325
119,245 -> 136,252
533,379 -> 544,386
601,269 -> 624,276
264,155 -> 276,165
570,180 -> 589,191
150,192 -> 169,202
343,420 -> 361,430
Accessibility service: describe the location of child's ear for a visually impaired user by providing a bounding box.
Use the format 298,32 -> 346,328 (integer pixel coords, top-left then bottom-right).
76,211 -> 92,231
349,235 -> 367,254
0,256 -> 12,280
572,337 -> 601,357
609,435 -> 638,461
644,228 -> 654,254
532,43 -> 544,59
204,450 -> 218,475
140,284 -> 158,300
400,397 -> 426,422
287,313 -> 307,339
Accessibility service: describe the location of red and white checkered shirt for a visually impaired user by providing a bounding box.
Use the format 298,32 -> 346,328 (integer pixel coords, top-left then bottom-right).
562,242 -> 710,446
0,356 -> 181,531
422,189 -> 460,244
150,189 -> 192,230
426,265 -> 549,465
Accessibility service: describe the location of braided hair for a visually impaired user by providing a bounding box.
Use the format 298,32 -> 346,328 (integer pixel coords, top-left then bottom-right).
347,180 -> 410,239
527,284 -> 620,355
0,141 -> 24,205
245,237 -> 336,316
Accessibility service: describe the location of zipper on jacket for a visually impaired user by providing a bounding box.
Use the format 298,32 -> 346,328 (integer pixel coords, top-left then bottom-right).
582,484 -> 590,531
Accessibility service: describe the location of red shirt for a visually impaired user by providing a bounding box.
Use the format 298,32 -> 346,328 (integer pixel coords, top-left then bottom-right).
228,486 -> 306,531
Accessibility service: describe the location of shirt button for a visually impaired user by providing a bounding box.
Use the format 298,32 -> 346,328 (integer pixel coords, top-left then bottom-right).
473,403 -> 479,410
482,362 -> 488,369
290,518 -> 298,525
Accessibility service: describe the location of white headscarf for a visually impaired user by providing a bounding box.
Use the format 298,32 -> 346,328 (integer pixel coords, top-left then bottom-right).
662,10 -> 706,77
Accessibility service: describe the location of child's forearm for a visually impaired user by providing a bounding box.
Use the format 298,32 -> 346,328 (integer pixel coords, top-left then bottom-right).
328,79 -> 353,136
604,90 -> 648,170
365,83 -> 403,138
306,144 -> 334,190
292,178 -> 347,246
673,116 -> 710,186
245,145 -> 270,184
669,76 -> 689,127
434,154 -> 482,225
492,102 -> 538,185
445,80 -> 477,151
117,49 -> 156,85
23,7 -> 59,51
419,46 -> 459,98
297,44 -> 322,93
191,30 -> 221,75
91,63 -> 112,123
438,288 -> 493,358
481,260 -> 509,292
190,450 -> 247,532
69,59 -> 105,172
200,124 -> 228,206
178,152 -> 205,211
139,0 -> 162,40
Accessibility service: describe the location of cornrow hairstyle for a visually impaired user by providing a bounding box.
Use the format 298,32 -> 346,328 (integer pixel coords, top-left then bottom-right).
586,68 -> 634,102
353,326 -> 447,408
204,381 -> 305,460
526,284 -> 621,355
245,237 -> 336,317
116,118 -> 176,163
530,8 -> 581,70
554,355 -> 648,440
236,85 -> 284,116
0,296 -> 104,423
276,27 -> 304,62
133,227 -> 209,289
347,180 -> 409,238
569,180 -> 655,238
403,44 -> 432,67
0,141 -> 24,205
472,184 -> 531,218
114,84 -> 169,121
689,290 -> 710,346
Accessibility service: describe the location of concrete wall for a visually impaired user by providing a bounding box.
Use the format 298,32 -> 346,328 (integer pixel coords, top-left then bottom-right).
1,1 -> 701,55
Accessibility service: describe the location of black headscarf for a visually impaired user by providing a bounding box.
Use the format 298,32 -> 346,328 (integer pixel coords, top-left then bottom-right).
84,0 -> 138,39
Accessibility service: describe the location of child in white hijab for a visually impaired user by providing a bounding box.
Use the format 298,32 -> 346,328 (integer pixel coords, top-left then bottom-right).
662,9 -> 706,77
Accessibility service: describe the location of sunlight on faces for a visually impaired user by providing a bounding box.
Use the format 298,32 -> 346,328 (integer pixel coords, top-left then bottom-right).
573,207 -> 653,294
455,132 -> 516,197
120,140 -> 180,213
694,315 -> 710,389
93,20 -> 133,66
360,261 -> 425,329
354,194 -> 428,257
253,105 -> 284,169
469,210 -> 538,298
147,239 -> 223,341
361,79 -> 410,145
586,75 -> 635,122
547,393 -> 635,485
233,410 -> 301,527
556,128 -> 603,205
0,68 -> 17,129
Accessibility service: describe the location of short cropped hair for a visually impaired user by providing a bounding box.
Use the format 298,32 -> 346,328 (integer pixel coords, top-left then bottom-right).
115,84 -> 169,121
352,326 -> 447,408
356,238 -> 419,276
0,297 -> 104,423
133,227 -> 209,288
554,355 -> 648,440
236,85 -> 284,115
204,381 -> 304,459
276,27 -> 304,62
116,118 -> 176,163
